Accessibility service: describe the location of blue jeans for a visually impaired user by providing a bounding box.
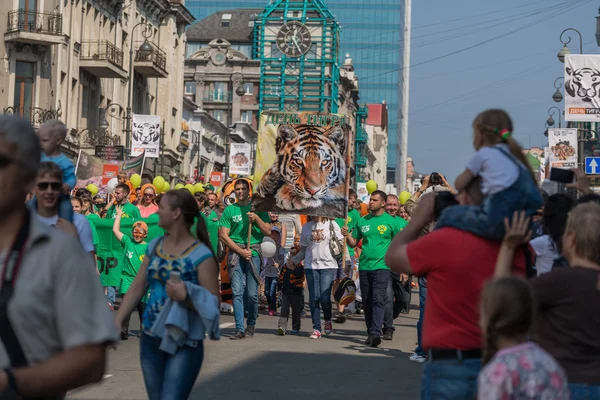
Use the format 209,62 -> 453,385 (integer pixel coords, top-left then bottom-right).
229,255 -> 260,332
305,268 -> 335,331
359,269 -> 390,337
436,147 -> 543,240
383,272 -> 396,332
421,358 -> 481,400
264,276 -> 278,312
105,286 -> 117,306
139,333 -> 204,400
569,383 -> 600,400
415,276 -> 427,356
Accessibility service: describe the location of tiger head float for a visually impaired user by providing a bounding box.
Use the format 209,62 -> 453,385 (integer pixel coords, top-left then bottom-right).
221,178 -> 253,207
132,121 -> 160,144
254,123 -> 348,211
565,67 -> 600,103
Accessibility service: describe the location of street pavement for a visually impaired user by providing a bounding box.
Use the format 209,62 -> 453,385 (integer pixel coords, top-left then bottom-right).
68,293 -> 423,400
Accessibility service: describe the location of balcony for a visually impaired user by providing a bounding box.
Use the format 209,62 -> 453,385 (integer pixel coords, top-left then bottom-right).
355,146 -> 367,167
356,126 -> 368,142
5,9 -> 65,45
203,90 -> 233,103
134,41 -> 168,78
3,106 -> 61,128
80,40 -> 127,79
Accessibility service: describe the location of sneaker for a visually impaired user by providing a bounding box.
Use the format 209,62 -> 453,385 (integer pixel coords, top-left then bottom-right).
245,326 -> 255,338
383,329 -> 394,341
290,329 -> 300,335
324,320 -> 333,335
333,313 -> 346,323
370,336 -> 382,348
120,329 -> 129,340
409,353 -> 427,363
230,330 -> 245,340
277,326 -> 286,336
364,335 -> 373,345
309,330 -> 322,339
108,302 -> 114,311
268,310 -> 276,316
301,309 -> 307,318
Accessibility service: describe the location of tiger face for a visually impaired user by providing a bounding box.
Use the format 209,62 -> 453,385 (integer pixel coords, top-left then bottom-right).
274,124 -> 347,207
132,122 -> 160,144
565,67 -> 600,103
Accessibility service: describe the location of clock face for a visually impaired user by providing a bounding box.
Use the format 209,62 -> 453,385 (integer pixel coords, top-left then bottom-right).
275,21 -> 312,57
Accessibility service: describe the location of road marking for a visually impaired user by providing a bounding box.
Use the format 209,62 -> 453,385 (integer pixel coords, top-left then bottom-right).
219,322 -> 234,329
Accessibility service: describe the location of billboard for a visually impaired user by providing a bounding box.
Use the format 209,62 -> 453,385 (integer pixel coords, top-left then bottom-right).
229,143 -> 252,175
564,54 -> 600,122
548,128 -> 578,169
132,114 -> 160,158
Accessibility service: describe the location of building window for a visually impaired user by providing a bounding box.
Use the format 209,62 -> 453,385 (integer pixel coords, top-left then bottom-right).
81,85 -> 89,119
185,82 -> 196,94
242,82 -> 254,95
212,110 -> 224,122
241,110 -> 252,123
221,13 -> 232,27
270,42 -> 282,59
13,61 -> 35,116
212,82 -> 227,101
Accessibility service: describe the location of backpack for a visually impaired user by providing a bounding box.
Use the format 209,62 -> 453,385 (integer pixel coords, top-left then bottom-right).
334,278 -> 356,306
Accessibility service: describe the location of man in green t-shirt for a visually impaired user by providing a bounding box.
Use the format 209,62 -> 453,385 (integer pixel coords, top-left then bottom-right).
104,184 -> 141,221
219,179 -> 271,340
333,189 -> 361,323
343,190 -> 406,348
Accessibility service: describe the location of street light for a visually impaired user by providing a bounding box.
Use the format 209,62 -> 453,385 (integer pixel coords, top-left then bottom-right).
547,106 -> 562,128
558,28 -> 583,62
552,77 -> 564,103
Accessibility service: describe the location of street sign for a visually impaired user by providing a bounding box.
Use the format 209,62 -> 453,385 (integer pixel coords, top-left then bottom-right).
585,157 -> 600,175
95,145 -> 124,161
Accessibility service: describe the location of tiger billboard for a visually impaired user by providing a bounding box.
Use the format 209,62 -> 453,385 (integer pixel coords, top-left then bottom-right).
252,112 -> 351,218
564,54 -> 600,122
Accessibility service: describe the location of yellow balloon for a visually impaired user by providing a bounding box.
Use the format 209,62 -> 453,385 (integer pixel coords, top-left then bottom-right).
86,183 -> 98,196
153,176 -> 165,189
366,180 -> 378,194
185,184 -> 195,194
175,183 -> 184,190
399,191 -> 411,205
162,181 -> 170,193
194,183 -> 204,193
130,174 -> 142,188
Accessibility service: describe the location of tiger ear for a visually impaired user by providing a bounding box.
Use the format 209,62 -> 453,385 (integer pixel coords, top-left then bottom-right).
324,125 -> 348,154
276,125 -> 298,151
566,67 -> 572,75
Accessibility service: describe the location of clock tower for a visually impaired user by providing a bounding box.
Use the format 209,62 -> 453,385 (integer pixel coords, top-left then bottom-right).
254,0 -> 340,113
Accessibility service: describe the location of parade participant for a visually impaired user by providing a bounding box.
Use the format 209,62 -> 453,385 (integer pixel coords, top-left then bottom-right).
207,192 -> 221,216
116,189 -> 220,400
477,277 -> 568,399
435,109 -> 543,240
71,196 -> 83,214
343,190 -> 405,347
398,205 -> 410,221
0,116 -> 116,397
105,183 -> 141,220
80,193 -> 98,217
200,192 -> 220,258
269,213 -> 287,247
219,179 -> 271,340
385,194 -> 400,217
495,206 -> 600,398
277,254 -> 305,336
113,205 -> 149,340
137,183 -> 159,218
264,226 -> 284,316
333,189 -> 360,323
133,187 -> 142,206
384,188 -> 527,399
291,215 -> 344,338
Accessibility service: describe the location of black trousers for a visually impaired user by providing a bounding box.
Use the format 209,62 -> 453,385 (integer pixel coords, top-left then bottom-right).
123,301 -> 146,332
359,269 -> 390,337
278,292 -> 303,331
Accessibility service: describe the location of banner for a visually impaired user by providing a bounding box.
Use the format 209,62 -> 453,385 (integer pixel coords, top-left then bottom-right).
356,182 -> 369,203
564,55 -> 600,122
132,114 -> 161,158
229,143 -> 252,175
548,128 -> 578,169
75,150 -> 145,197
90,215 -> 164,287
252,112 -> 350,218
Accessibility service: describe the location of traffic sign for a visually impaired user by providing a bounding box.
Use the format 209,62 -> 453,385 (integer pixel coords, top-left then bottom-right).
585,157 -> 600,175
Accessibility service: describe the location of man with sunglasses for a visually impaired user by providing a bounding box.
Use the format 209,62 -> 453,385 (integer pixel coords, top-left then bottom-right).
0,116 -> 117,397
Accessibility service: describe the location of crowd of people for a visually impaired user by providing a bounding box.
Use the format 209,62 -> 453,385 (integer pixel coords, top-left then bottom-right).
1,108 -> 599,400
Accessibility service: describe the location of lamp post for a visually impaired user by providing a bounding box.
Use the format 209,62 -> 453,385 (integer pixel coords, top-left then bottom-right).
552,77 -> 564,103
546,106 -> 562,128
124,22 -> 154,153
558,28 -> 583,62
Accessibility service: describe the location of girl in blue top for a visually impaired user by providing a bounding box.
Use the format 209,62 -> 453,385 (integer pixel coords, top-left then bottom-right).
435,109 -> 543,240
116,189 -> 220,400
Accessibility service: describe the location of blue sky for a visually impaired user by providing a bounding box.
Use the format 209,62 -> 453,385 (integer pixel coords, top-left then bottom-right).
406,0 -> 598,182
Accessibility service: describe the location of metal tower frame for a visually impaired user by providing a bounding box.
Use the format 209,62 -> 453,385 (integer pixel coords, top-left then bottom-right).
254,0 -> 340,114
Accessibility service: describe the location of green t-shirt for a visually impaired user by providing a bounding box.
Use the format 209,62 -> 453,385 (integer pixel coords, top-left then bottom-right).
335,208 -> 361,257
106,202 -> 141,221
219,203 -> 270,256
86,213 -> 101,247
119,235 -> 148,298
201,210 -> 220,256
353,212 -> 407,271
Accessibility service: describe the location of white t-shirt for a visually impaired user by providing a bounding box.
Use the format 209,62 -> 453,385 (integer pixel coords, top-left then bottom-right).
36,213 -> 96,253
529,235 -> 560,276
295,220 -> 343,270
465,144 -> 522,195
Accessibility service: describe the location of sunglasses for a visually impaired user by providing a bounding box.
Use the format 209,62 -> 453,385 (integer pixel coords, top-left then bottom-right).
144,193 -> 155,197
37,181 -> 62,191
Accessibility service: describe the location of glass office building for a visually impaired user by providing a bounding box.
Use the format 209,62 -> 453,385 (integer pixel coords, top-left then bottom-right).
186,0 -> 403,183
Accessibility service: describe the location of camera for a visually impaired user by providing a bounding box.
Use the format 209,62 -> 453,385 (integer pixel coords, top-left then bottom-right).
429,172 -> 443,187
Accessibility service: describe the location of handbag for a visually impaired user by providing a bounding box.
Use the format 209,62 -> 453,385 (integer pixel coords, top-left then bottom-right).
328,220 -> 343,258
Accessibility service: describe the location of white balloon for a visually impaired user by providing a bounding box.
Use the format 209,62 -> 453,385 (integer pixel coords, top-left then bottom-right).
260,237 -> 277,258
106,177 -> 119,193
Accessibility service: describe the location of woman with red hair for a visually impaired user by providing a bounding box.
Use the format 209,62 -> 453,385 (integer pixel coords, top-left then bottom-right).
137,183 -> 159,218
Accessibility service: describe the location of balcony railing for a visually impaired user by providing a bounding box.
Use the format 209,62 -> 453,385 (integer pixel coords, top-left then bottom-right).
134,41 -> 166,72
6,9 -> 63,35
203,90 -> 233,102
356,126 -> 368,142
3,106 -> 61,128
81,40 -> 124,68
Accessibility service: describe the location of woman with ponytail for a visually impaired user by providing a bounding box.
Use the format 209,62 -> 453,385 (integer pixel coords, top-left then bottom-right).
435,109 -> 543,240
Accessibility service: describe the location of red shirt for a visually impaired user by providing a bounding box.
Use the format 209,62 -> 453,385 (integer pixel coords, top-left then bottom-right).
407,228 -> 526,351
